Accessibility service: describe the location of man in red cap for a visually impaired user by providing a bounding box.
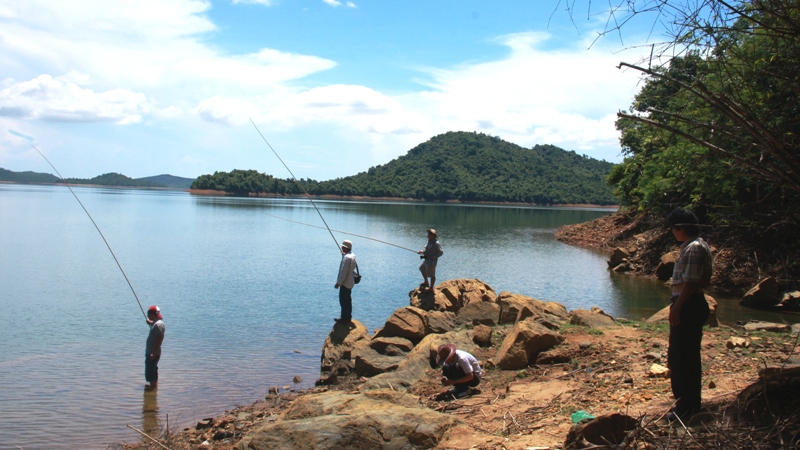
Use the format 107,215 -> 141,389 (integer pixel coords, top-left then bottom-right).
145,305 -> 165,390
436,343 -> 482,399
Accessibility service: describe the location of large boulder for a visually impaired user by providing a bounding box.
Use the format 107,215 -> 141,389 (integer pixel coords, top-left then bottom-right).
646,294 -> 719,327
369,337 -> 414,354
742,321 -> 791,333
410,278 -> 496,313
491,319 -> 564,370
780,291 -> 800,310
472,325 -> 492,347
569,307 -> 616,328
655,251 -> 680,281
353,347 -> 404,377
373,307 -> 428,343
608,247 -> 633,269
741,277 -> 781,308
497,292 -> 568,325
319,320 -> 371,380
454,300 -> 501,326
237,390 -> 458,450
564,413 -> 638,449
424,310 -> 456,335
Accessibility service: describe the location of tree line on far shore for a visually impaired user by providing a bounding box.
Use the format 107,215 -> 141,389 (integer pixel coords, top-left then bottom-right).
190,131 -> 618,205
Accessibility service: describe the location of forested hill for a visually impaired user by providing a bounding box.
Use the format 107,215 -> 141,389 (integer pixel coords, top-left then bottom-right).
318,132 -> 617,204
191,132 -> 619,205
0,168 -> 195,189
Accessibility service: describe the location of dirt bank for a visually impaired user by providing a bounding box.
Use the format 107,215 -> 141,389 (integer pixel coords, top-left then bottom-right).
123,314 -> 800,450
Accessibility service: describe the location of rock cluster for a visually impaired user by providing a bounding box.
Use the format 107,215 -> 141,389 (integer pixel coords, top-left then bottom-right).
232,278 -> 623,449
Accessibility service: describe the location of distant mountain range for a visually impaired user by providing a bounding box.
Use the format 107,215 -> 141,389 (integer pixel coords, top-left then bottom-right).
0,168 -> 196,190
192,131 -> 619,205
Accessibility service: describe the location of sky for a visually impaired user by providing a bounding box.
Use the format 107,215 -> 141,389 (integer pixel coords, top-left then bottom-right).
0,0 -> 661,180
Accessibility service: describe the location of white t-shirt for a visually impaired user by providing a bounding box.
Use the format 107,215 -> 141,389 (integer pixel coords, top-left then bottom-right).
448,349 -> 483,378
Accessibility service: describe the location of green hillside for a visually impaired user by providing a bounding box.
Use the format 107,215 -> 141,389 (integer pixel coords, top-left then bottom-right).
191,132 -> 619,205
0,167 -> 60,183
0,168 -> 194,189
138,174 -> 196,189
315,132 -> 617,204
63,173 -> 165,187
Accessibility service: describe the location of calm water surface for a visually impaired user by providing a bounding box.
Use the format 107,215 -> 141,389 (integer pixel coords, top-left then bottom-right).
0,184 -> 794,449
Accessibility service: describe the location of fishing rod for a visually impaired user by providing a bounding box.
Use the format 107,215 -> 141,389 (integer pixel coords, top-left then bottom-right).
31,144 -> 148,320
257,210 -> 418,253
249,117 -> 342,252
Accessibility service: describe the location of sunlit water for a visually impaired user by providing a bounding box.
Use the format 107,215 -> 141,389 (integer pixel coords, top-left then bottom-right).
0,184 -> 795,449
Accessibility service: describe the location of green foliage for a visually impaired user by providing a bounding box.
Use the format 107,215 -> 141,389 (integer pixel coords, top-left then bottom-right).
138,174 -> 196,189
612,1 -> 800,252
63,173 -> 166,188
191,169 -> 315,195
0,168 -> 170,188
191,132 -> 618,204
312,132 -> 617,204
0,167 -> 60,183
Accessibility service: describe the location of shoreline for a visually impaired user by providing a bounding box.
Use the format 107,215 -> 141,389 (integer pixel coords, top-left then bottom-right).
121,280 -> 800,450
187,188 -> 619,209
3,182 -> 618,208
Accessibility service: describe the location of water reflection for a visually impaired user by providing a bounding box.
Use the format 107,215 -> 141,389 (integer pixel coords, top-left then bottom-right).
142,389 -> 160,439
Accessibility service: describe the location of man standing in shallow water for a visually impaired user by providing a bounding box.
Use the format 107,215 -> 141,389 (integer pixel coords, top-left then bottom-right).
145,305 -> 165,391
666,208 -> 712,421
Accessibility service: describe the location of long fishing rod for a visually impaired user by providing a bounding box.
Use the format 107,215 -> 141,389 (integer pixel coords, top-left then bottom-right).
258,210 -> 418,253
31,144 -> 148,320
249,118 -> 343,252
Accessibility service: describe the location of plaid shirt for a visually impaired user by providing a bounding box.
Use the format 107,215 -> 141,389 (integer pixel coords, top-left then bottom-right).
672,236 -> 713,288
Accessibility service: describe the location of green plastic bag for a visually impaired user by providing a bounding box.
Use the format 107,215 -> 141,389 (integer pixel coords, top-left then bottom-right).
570,410 -> 595,424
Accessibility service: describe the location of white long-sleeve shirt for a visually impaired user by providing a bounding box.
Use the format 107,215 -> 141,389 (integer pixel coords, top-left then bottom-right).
336,252 -> 357,289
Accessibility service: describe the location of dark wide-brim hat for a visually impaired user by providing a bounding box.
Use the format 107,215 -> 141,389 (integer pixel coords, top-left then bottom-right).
436,343 -> 456,366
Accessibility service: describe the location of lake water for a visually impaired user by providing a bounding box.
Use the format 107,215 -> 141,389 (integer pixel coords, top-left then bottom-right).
0,183 -> 794,449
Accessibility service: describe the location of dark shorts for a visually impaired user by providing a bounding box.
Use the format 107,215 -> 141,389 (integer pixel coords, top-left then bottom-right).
419,261 -> 437,277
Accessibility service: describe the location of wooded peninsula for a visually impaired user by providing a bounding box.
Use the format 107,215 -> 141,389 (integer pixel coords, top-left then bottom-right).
190,131 -> 618,205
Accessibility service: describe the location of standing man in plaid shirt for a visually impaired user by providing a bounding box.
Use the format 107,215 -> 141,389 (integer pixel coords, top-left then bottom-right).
666,208 -> 713,421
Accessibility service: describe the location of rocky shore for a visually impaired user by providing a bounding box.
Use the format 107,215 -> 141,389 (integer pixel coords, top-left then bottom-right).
125,278 -> 800,450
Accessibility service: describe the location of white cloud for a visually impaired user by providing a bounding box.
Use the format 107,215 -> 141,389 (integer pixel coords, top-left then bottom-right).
322,0 -> 357,8
0,0 -> 643,178
0,73 -> 153,124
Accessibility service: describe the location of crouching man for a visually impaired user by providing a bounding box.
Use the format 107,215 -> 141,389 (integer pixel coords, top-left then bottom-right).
437,343 -> 482,399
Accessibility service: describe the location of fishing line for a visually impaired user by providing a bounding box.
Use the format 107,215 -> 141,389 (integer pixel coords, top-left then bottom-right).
31,144 -> 148,320
257,210 -> 418,253
250,117 -> 342,252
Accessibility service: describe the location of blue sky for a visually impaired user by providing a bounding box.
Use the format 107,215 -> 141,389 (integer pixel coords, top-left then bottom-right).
0,0 -> 659,180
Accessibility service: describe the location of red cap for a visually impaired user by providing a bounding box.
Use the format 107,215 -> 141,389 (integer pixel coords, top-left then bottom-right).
148,305 -> 163,320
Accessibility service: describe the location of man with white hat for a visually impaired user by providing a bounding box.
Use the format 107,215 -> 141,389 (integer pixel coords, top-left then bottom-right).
145,305 -> 165,390
436,343 -> 482,399
334,240 -> 358,325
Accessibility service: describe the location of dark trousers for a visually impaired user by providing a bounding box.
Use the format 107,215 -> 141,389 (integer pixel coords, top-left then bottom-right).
339,286 -> 352,321
442,364 -> 480,392
668,292 -> 709,415
145,354 -> 160,383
